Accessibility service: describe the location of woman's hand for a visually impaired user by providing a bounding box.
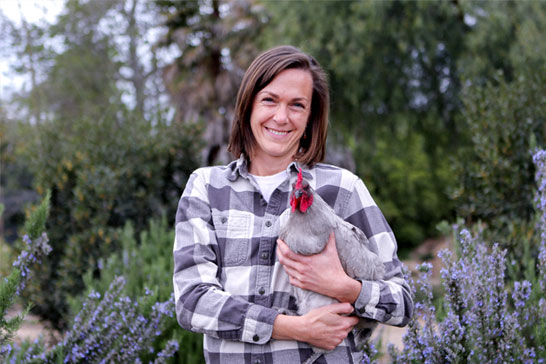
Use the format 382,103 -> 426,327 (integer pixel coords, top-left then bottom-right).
276,232 -> 362,303
272,303 -> 359,351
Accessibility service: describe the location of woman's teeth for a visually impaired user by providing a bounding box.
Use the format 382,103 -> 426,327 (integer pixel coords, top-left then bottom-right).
267,128 -> 289,136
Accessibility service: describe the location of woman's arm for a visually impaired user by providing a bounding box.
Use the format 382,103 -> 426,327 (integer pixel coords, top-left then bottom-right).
277,177 -> 413,327
173,170 -> 279,344
272,303 -> 358,351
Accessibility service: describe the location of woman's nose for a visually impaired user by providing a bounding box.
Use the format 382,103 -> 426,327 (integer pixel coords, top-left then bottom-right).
273,104 -> 288,123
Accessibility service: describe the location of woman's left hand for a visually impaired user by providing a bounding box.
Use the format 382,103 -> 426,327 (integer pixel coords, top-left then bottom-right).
276,231 -> 362,303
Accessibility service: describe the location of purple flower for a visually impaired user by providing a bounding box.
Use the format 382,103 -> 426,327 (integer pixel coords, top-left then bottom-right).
11,232 -> 52,295
389,198 -> 546,364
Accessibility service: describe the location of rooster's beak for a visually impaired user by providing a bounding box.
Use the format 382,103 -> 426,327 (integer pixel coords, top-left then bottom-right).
294,190 -> 303,198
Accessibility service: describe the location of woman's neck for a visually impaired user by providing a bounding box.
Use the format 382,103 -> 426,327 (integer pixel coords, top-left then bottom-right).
249,155 -> 294,176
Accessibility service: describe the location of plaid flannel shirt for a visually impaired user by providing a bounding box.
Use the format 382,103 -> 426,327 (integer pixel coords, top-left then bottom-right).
173,156 -> 413,364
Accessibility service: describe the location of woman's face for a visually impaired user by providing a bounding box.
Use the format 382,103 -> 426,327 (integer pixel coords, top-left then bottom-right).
249,68 -> 313,171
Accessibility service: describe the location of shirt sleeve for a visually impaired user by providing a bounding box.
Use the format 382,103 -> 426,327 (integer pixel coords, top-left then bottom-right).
342,177 -> 413,327
173,170 -> 279,344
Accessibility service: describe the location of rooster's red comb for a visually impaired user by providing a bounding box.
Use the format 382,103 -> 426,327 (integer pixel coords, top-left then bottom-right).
296,167 -> 303,189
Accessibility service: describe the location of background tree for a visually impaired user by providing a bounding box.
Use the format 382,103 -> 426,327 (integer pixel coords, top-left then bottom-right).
260,0 -> 469,247
156,0 -> 266,165
3,0 -> 203,328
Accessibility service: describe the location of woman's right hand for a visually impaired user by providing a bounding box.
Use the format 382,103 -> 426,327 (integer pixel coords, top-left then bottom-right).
272,302 -> 359,351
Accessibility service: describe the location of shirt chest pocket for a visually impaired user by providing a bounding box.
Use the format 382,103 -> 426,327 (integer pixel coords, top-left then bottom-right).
212,210 -> 253,266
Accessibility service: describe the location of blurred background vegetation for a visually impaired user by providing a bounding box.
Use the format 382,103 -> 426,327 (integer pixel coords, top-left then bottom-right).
0,0 -> 545,362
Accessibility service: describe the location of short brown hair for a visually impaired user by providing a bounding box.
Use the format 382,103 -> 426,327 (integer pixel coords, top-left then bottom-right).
227,45 -> 329,167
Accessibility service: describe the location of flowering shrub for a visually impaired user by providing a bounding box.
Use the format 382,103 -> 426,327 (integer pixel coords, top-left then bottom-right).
1,194 -> 51,360
21,116 -> 203,328
0,195 -> 179,363
385,150 -> 546,364
4,277 -> 178,363
0,231 -> 50,359
68,218 -> 204,364
11,234 -> 52,296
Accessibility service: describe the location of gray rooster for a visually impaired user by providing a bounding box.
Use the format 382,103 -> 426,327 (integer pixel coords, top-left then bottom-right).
279,168 -> 385,364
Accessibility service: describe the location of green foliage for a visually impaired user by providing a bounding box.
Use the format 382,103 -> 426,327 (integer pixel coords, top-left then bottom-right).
22,191 -> 50,241
69,217 -> 204,364
359,119 -> 454,245
501,217 -> 541,284
1,194 -> 51,360
18,112 -> 202,328
263,0 -> 466,134
43,0 -> 121,123
0,119 -> 33,192
0,269 -> 29,359
445,2 -> 546,296
0,118 -> 38,244
452,1 -> 546,244
453,70 -> 546,232
458,1 -> 546,84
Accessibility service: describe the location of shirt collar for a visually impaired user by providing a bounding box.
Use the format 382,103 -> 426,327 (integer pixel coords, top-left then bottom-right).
226,155 -> 314,182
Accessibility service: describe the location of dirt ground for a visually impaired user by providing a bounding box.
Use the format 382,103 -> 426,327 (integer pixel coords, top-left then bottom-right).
9,237 -> 449,362
7,306 -> 60,347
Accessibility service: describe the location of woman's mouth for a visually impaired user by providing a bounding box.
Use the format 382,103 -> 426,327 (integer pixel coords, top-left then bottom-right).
266,127 -> 290,136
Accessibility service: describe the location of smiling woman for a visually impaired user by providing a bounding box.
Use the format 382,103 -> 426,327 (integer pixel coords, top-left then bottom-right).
172,45 -> 413,364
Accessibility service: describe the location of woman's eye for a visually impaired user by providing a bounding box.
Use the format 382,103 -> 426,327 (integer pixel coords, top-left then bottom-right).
262,97 -> 275,103
293,102 -> 305,109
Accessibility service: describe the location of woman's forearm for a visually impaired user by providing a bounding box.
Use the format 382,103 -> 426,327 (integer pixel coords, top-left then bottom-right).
271,303 -> 359,351
272,314 -> 304,341
332,276 -> 362,304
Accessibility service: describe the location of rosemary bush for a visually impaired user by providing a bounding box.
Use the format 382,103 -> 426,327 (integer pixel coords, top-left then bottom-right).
68,217 -> 204,364
1,195 -> 179,363
4,277 -> 179,364
1,195 -> 51,361
385,150 -> 546,364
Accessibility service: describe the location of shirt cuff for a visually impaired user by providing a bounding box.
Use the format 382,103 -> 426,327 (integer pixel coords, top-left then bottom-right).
241,304 -> 280,344
353,279 -> 385,322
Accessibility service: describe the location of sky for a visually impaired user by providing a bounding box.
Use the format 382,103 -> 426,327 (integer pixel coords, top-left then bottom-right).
0,0 -> 65,100
0,0 -> 63,25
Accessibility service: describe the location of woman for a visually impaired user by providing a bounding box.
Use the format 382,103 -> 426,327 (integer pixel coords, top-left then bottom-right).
173,45 -> 413,364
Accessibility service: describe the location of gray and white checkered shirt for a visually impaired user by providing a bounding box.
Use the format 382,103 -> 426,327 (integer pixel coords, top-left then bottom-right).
173,156 -> 412,364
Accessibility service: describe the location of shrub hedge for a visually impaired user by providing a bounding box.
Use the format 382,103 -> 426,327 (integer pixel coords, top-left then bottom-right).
17,112 -> 203,329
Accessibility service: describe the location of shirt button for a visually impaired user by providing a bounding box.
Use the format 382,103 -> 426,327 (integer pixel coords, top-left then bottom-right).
258,287 -> 265,295
359,306 -> 366,314
260,252 -> 269,260
253,334 -> 260,342
221,217 -> 227,224
265,220 -> 272,227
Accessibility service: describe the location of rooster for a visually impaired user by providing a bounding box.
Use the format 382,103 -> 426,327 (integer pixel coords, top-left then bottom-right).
279,168 -> 385,363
